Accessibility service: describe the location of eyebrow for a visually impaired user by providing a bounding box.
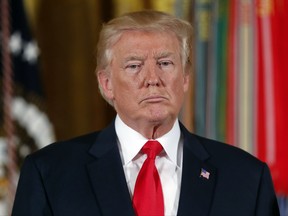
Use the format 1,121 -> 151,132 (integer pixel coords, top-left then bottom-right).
124,55 -> 147,62
153,51 -> 175,59
123,51 -> 176,63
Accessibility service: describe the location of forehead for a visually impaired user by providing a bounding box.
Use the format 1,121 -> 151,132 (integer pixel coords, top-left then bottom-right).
111,30 -> 181,57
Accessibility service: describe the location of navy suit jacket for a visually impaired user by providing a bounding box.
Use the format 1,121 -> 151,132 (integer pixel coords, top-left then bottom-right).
12,121 -> 279,216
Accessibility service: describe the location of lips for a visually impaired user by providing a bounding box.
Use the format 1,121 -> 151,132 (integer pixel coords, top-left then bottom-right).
140,95 -> 168,103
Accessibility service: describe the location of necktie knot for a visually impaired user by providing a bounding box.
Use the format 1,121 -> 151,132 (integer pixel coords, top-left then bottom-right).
142,140 -> 163,159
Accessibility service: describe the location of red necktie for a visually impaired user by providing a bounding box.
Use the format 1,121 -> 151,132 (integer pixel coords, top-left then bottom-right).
132,140 -> 164,216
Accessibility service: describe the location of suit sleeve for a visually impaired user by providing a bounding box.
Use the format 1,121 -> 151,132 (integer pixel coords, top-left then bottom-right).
255,163 -> 280,216
12,155 -> 53,216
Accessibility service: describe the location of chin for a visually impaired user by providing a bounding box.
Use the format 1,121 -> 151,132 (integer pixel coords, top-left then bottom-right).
146,112 -> 171,124
142,106 -> 175,123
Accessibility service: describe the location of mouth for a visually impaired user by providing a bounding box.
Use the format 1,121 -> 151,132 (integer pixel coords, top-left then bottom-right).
140,95 -> 168,103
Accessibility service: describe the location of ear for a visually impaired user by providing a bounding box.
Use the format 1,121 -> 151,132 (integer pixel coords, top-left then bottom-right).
97,70 -> 114,100
183,72 -> 190,93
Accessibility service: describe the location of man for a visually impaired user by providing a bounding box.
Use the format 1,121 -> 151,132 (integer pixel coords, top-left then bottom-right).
12,11 -> 279,216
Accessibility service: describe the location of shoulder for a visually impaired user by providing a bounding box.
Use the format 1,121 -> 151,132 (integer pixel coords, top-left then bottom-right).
180,123 -> 263,168
34,131 -> 100,157
192,134 -> 267,179
196,134 -> 263,165
23,131 -> 101,172
22,121 -> 117,173
197,135 -> 260,162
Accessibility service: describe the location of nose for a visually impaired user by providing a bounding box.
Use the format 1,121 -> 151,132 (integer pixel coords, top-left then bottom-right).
145,64 -> 160,87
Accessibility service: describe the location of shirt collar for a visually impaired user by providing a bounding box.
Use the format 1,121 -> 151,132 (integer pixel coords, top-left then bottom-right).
115,115 -> 181,167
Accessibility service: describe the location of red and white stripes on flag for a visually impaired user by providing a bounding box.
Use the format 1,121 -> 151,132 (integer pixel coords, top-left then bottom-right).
191,0 -> 288,196
255,0 -> 288,195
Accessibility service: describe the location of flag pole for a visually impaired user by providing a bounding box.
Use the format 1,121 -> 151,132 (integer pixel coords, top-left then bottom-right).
1,0 -> 17,213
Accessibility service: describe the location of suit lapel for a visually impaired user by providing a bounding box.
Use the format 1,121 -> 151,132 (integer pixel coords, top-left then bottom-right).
87,122 -> 135,216
177,124 -> 216,216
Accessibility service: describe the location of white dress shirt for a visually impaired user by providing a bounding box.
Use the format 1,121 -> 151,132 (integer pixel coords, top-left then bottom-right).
115,115 -> 183,216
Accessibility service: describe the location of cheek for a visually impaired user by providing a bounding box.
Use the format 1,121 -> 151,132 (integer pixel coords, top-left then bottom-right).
112,77 -> 138,100
172,76 -> 186,92
169,77 -> 188,104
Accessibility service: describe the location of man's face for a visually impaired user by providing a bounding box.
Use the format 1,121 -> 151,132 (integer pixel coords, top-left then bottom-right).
98,31 -> 189,130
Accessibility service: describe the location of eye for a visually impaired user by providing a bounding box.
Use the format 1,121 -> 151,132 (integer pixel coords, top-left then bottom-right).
125,62 -> 143,73
127,64 -> 140,69
157,60 -> 174,69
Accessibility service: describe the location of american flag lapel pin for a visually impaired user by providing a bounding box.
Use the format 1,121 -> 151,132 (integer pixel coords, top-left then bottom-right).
200,168 -> 210,180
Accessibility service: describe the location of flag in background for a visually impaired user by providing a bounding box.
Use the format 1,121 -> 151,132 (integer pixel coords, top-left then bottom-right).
0,0 -> 55,213
191,0 -> 288,214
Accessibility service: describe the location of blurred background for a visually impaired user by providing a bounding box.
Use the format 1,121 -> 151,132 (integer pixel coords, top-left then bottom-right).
1,0 -> 287,215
